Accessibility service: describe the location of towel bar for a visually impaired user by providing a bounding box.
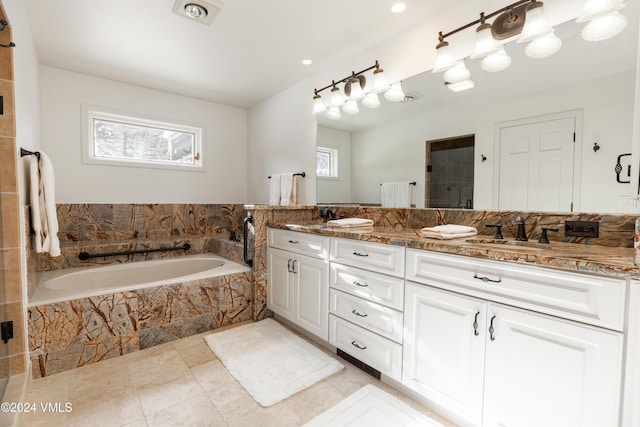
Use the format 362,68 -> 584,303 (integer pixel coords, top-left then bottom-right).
20,148 -> 41,159
268,172 -> 305,179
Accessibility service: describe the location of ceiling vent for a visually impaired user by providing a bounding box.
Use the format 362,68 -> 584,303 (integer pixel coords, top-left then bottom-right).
172,0 -> 223,25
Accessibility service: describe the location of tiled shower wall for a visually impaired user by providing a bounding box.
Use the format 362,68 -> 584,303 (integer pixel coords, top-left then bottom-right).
0,5 -> 26,380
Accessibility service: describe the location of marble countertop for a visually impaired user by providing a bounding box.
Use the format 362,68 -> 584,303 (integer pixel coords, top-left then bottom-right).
269,222 -> 639,278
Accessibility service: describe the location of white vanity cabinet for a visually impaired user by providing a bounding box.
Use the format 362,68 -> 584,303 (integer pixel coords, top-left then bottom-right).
328,237 -> 405,381
267,229 -> 330,340
404,249 -> 625,427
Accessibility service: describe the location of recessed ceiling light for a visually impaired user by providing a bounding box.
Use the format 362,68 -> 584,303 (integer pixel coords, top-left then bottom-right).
172,0 -> 223,25
391,3 -> 406,13
184,3 -> 208,19
302,59 -> 313,65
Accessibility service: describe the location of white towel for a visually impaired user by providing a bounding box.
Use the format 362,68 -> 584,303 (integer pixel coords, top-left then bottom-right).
327,218 -> 374,228
269,174 -> 281,206
420,224 -> 478,240
395,182 -> 411,208
381,183 -> 395,207
280,173 -> 297,206
29,152 -> 61,257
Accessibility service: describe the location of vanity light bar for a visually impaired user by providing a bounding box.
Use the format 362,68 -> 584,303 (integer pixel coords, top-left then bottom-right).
312,61 -> 405,118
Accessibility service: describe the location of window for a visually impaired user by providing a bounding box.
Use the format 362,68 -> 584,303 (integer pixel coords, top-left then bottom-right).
316,146 -> 338,178
82,106 -> 204,171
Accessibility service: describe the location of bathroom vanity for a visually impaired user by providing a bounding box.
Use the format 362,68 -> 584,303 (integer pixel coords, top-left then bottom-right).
266,223 -> 636,427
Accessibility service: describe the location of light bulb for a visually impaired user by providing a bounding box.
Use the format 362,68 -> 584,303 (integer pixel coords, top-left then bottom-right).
518,2 -> 554,43
362,92 -> 381,109
312,94 -> 326,115
326,107 -> 341,120
348,77 -> 366,101
480,47 -> 511,72
445,79 -> 475,92
329,86 -> 345,107
342,99 -> 359,115
576,0 -> 624,22
444,61 -> 471,84
432,40 -> 456,73
581,11 -> 628,41
384,82 -> 405,102
471,23 -> 500,59
525,32 -> 562,58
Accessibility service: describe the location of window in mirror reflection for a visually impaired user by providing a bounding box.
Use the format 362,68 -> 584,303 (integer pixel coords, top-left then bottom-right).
317,146 -> 339,178
426,135 -> 474,209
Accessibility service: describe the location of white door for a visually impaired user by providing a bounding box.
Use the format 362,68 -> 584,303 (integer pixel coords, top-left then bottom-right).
292,253 -> 329,340
498,117 -> 575,211
483,304 -> 623,427
402,283 -> 487,426
267,248 -> 294,321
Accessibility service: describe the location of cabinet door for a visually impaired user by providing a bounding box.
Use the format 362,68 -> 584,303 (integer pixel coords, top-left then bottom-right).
267,247 -> 294,321
293,253 -> 329,340
483,304 -> 623,427
403,283 -> 486,426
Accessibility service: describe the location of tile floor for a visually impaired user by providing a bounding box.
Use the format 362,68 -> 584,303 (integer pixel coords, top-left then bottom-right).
20,320 -> 456,427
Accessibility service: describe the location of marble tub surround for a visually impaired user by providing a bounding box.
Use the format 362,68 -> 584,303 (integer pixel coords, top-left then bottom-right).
28,271 -> 252,378
25,203 -> 248,296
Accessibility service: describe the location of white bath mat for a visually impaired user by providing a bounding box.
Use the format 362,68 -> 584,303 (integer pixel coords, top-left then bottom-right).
303,384 -> 445,427
204,318 -> 343,407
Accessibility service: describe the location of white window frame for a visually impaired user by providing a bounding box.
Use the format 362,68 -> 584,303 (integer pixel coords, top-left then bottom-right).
317,146 -> 339,179
81,105 -> 205,172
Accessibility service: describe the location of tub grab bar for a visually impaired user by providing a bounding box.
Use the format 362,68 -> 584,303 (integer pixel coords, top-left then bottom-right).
243,214 -> 253,267
79,243 -> 190,261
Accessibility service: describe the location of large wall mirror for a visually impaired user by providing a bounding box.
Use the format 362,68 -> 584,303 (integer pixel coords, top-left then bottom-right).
317,4 -> 639,214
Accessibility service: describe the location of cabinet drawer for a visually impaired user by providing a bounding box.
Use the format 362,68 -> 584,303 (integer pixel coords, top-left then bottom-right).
268,228 -> 329,259
329,314 -> 402,381
330,289 -> 403,343
330,263 -> 404,310
330,237 -> 405,277
406,249 -> 626,331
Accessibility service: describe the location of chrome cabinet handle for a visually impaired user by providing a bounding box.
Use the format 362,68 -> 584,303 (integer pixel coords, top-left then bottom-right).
352,280 -> 368,287
473,311 -> 480,336
489,315 -> 496,341
288,240 -> 299,244
353,251 -> 369,257
351,309 -> 368,318
473,274 -> 502,284
351,340 -> 367,350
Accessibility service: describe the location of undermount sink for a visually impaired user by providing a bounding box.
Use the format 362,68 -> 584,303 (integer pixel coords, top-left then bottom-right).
465,238 -> 553,251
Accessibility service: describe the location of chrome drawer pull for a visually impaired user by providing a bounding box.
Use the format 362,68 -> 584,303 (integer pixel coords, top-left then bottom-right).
351,340 -> 367,350
351,309 -> 368,318
473,311 -> 480,336
473,274 -> 502,284
353,251 -> 369,257
489,315 -> 496,341
288,240 -> 299,244
352,280 -> 368,287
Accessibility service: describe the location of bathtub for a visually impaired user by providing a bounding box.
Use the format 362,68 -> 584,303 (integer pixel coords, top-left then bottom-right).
29,254 -> 251,306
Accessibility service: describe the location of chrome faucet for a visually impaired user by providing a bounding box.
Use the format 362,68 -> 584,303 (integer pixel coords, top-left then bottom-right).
214,226 -> 237,241
515,216 -> 528,241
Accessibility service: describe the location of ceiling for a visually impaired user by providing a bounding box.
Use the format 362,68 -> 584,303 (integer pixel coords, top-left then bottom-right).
22,0 -> 454,109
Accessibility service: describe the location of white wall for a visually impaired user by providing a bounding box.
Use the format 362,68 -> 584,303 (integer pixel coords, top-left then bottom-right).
350,70 -> 635,213
4,0 -> 41,206
39,66 -> 248,204
316,126 -> 352,204
247,79 -> 317,204
246,0 -> 589,206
